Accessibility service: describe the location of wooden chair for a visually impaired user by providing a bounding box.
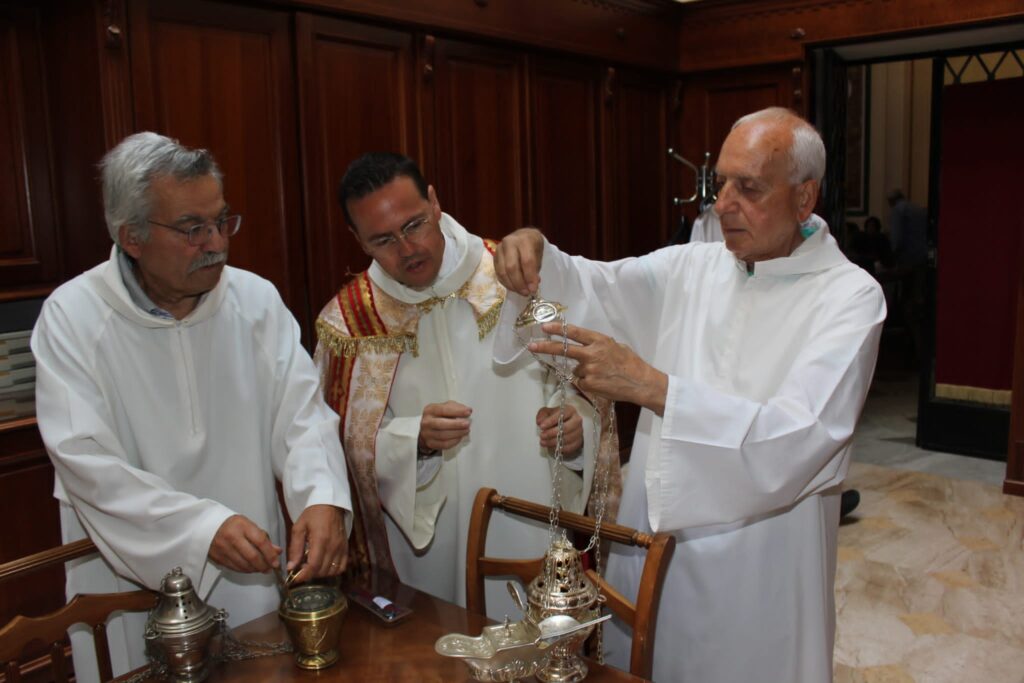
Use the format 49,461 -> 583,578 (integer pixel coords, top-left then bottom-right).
466,487 -> 675,680
0,539 -> 158,682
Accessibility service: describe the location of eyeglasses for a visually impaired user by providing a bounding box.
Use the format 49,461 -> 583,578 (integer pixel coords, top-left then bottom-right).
148,214 -> 242,246
364,216 -> 431,253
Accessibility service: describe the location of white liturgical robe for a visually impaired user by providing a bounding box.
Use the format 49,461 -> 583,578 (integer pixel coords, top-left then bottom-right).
316,216 -> 594,619
32,249 -> 351,682
496,215 -> 885,682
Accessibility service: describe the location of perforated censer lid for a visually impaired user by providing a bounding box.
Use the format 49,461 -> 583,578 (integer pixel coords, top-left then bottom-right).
149,567 -> 219,636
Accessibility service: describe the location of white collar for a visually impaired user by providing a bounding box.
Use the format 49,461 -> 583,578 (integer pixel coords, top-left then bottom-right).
737,214 -> 849,277
368,213 -> 484,304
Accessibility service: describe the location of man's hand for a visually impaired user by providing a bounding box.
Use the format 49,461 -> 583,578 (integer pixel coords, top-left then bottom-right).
536,405 -> 583,455
530,323 -> 668,416
494,228 -> 545,296
287,504 -> 348,584
419,401 -> 472,451
209,515 -> 281,574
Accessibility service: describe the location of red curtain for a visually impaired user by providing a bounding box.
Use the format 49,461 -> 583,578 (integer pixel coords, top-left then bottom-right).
934,77 -> 1024,393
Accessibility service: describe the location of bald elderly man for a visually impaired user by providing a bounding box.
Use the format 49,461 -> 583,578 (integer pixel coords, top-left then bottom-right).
494,107 -> 885,682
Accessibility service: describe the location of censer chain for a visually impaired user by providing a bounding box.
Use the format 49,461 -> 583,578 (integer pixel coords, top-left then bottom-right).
517,300 -> 614,665
120,618 -> 293,683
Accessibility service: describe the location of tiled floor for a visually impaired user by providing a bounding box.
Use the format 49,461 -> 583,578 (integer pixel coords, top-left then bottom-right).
849,375 -> 1006,486
834,376 -> 1024,683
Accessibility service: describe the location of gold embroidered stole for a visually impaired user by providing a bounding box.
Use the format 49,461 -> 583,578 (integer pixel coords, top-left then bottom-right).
316,241 -> 504,578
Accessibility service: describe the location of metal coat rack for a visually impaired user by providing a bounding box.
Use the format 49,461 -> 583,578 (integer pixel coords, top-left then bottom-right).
667,148 -> 717,213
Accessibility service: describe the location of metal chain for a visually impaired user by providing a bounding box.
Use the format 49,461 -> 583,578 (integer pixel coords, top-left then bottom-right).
218,621 -> 294,661
516,300 -> 615,657
122,618 -> 292,682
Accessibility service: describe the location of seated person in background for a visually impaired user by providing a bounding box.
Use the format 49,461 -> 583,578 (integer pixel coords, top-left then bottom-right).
314,152 -> 609,619
494,107 -> 885,682
849,215 -> 893,276
32,132 -> 351,682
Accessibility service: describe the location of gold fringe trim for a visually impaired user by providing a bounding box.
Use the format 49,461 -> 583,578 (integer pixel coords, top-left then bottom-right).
316,318 -> 418,359
935,383 -> 1011,407
475,299 -> 503,340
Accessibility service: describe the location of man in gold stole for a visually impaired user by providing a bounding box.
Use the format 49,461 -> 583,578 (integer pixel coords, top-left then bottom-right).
315,153 -> 611,618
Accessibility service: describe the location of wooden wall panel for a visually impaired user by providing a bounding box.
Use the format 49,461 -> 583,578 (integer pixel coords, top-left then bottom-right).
602,69 -> 669,259
295,0 -> 680,72
0,423 -> 63,626
431,39 -> 528,241
678,0 -> 1024,73
129,0 -> 309,332
0,6 -> 61,297
296,14 -> 420,316
529,57 -> 602,259
40,0 -> 121,283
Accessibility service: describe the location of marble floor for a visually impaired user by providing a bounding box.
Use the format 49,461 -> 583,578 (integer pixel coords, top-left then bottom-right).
849,375 -> 1006,486
834,376 -> 1024,682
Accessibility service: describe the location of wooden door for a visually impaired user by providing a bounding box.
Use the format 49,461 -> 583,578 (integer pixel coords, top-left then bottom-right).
0,5 -> 61,297
129,0 -> 308,332
601,68 -> 670,260
296,14 -> 420,312
528,56 -> 602,259
429,38 -> 529,242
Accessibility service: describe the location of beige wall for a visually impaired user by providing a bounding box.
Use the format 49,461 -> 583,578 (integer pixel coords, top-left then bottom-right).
863,59 -> 932,231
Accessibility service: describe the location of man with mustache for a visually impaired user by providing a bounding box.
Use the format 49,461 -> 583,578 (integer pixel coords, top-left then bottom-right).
32,132 -> 352,682
314,152 -> 606,617
494,108 -> 886,681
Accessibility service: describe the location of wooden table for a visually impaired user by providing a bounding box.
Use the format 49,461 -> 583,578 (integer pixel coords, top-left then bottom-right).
123,577 -> 648,682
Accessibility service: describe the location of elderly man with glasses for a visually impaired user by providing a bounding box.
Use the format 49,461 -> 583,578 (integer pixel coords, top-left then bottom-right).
31,132 -> 352,682
314,152 -> 605,619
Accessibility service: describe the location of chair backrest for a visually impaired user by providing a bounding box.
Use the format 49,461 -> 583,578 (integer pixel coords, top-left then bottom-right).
465,487 -> 675,680
0,540 -> 157,683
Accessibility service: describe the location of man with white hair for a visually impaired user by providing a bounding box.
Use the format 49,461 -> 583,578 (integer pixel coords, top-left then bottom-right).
31,132 -> 351,681
494,107 -> 886,681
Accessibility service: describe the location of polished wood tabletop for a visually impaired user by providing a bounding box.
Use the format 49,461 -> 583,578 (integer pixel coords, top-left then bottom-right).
122,576 -> 648,683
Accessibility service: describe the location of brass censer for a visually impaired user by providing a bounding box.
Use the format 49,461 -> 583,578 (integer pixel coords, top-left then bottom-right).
278,583 -> 348,670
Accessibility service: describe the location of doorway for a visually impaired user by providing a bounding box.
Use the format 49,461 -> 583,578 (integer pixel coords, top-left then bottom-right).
813,29 -> 1024,462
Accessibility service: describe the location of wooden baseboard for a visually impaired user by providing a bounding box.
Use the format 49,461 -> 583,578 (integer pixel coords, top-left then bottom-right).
1003,479 -> 1024,497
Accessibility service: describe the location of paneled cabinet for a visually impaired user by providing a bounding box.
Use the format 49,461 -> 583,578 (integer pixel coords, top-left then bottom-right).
3,0 -> 678,321
0,5 -> 61,297
430,37 -> 530,243
603,67 -> 672,258
296,14 -> 421,318
129,0 -> 311,325
529,57 -> 602,259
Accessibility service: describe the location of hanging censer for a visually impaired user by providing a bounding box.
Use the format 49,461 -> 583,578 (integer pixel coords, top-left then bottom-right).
515,293 -> 616,683
144,567 -> 226,683
435,293 -> 616,683
525,533 -> 601,683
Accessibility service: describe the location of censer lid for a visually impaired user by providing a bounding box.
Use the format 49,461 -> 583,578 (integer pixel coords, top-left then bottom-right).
515,295 -> 566,328
527,536 -> 599,613
148,567 -> 220,637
